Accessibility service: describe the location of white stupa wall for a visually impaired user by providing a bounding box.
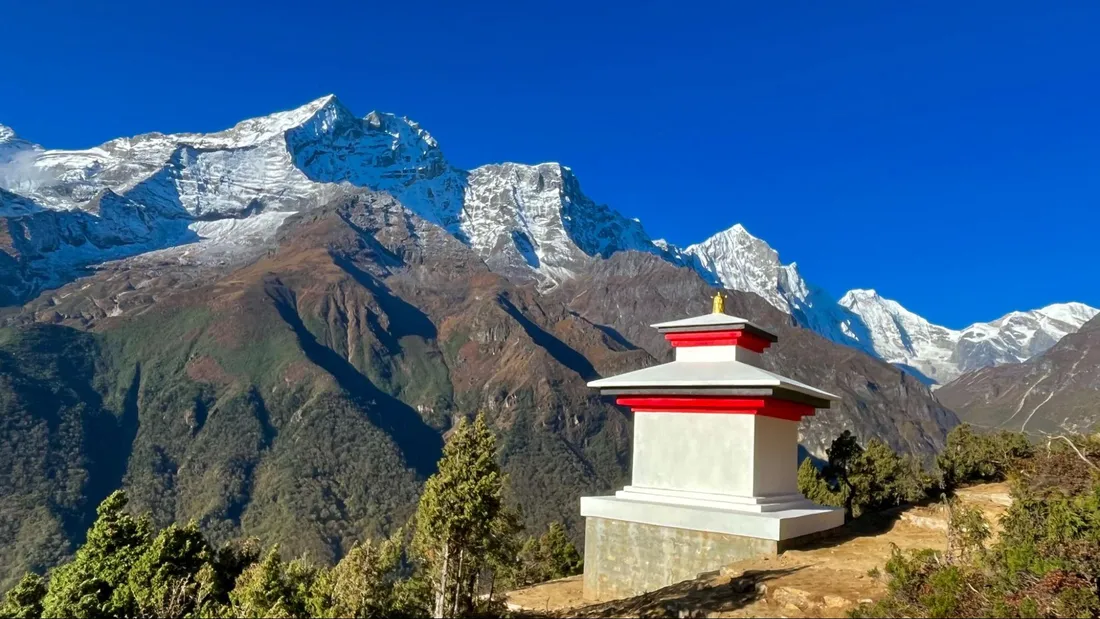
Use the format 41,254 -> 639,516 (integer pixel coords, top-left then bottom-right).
631,412 -> 799,499
753,414 -> 800,497
673,344 -> 763,365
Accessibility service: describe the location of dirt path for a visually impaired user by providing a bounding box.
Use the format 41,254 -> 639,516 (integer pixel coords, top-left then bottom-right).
505,483 -> 1010,618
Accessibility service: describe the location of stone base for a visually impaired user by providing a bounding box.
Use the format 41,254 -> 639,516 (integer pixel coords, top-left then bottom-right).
580,496 -> 843,601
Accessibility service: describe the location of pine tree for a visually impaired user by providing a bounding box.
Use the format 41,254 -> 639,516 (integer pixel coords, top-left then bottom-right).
412,412 -> 519,617
0,574 -> 46,619
128,522 -> 214,618
307,535 -> 409,618
228,546 -> 310,619
824,430 -> 864,517
539,522 -> 582,579
797,457 -> 845,508
40,490 -> 153,618
513,521 -> 584,586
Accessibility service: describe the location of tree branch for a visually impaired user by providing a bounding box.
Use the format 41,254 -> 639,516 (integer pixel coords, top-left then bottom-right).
1042,434 -> 1099,471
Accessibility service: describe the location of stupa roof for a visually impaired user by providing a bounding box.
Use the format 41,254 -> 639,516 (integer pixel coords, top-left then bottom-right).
587,360 -> 839,409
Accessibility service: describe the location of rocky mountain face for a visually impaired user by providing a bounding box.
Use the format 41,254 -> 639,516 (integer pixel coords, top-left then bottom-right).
0,96 -> 657,303
937,313 -> 1100,434
0,190 -> 646,589
839,289 -> 1098,385
463,162 -> 658,286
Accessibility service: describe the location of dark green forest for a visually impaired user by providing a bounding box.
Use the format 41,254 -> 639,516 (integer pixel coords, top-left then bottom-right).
0,413 -> 581,619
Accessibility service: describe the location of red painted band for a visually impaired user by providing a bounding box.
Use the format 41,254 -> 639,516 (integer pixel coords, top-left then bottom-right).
614,396 -> 815,421
616,397 -> 767,410
663,330 -> 771,352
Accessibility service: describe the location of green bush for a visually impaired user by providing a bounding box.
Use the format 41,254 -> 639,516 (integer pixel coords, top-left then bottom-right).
937,424 -> 1034,488
39,491 -> 153,618
852,433 -> 1100,619
799,431 -> 938,518
513,522 -> 584,586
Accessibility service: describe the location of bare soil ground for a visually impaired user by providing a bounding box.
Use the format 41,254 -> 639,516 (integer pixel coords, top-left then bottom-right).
505,483 -> 1011,618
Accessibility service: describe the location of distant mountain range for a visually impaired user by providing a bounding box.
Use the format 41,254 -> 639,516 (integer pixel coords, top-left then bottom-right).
1,94 -> 1092,382
938,312 -> 1100,434
839,290 -> 1096,385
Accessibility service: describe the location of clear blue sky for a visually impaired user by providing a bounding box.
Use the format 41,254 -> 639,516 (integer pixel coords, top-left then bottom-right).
3,0 -> 1098,328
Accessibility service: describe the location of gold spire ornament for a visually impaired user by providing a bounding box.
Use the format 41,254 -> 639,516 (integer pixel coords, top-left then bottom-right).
712,291 -> 725,314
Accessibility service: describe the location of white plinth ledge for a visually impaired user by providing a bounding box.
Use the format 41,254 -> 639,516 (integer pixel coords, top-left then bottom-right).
580,494 -> 843,541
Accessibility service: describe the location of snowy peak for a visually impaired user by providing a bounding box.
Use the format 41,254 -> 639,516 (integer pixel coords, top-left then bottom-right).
0,124 -> 41,156
364,110 -> 440,151
665,224 -> 874,356
283,103 -> 464,228
840,288 -> 1099,383
0,124 -> 46,192
1035,302 -> 1098,326
839,289 -> 937,334
197,94 -> 354,148
682,223 -> 787,311
462,161 -> 658,283
838,288 -> 956,382
0,124 -> 18,143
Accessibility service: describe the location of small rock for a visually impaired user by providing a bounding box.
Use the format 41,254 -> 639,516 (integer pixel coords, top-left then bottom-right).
720,565 -> 743,579
859,598 -> 875,604
824,595 -> 853,608
773,587 -> 815,609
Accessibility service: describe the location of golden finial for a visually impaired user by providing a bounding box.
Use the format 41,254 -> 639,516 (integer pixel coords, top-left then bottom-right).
712,291 -> 725,314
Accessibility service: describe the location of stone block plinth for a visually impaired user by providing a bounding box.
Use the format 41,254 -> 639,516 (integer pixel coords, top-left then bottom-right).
581,515 -> 839,601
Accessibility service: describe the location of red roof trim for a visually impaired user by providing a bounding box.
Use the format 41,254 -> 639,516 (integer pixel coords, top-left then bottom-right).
664,330 -> 772,352
614,396 -> 814,421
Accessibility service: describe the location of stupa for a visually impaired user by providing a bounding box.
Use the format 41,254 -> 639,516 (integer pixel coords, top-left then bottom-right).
579,293 -> 845,600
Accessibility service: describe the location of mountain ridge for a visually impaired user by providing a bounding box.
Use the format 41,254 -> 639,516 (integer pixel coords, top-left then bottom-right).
0,94 -> 1094,381
938,312 -> 1100,434
839,288 -> 1098,384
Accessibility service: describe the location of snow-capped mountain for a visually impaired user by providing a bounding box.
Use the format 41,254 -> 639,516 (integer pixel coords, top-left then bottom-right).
0,94 -> 1094,380
0,125 -> 38,160
839,289 -> 1098,384
0,125 -> 46,193
669,224 -> 875,354
0,95 -> 658,301
654,224 -> 1096,385
463,162 -> 657,285
680,223 -> 791,310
